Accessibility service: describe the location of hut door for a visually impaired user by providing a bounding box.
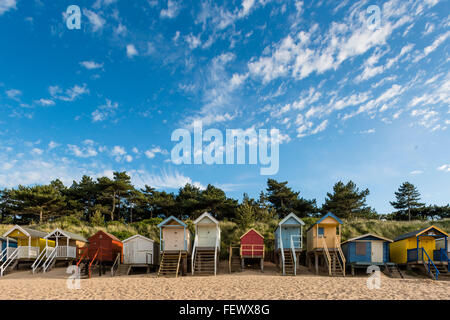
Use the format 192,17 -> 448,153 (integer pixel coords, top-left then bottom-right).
135,241 -> 149,264
198,226 -> 215,247
371,241 -> 383,263
282,227 -> 292,249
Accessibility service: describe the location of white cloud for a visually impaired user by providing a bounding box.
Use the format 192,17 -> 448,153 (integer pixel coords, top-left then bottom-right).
80,61 -> 103,70
437,164 -> 450,172
48,141 -> 60,150
126,44 -> 138,58
93,0 -> 117,9
410,170 -> 423,175
185,33 -> 201,49
31,148 -> 43,155
160,0 -> 181,19
145,146 -> 168,159
112,146 -> 126,156
239,0 -> 256,18
0,0 -> 16,16
49,84 -> 89,102
360,128 -> 376,134
91,99 -> 118,122
6,89 -> 21,99
130,169 -> 205,189
413,31 -> 450,62
34,98 -> 55,106
67,144 -> 98,158
249,1 -> 410,83
82,9 -> 106,32
230,73 -> 248,88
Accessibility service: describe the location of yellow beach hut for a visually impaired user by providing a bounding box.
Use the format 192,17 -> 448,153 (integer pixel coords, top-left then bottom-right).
0,225 -> 54,276
390,226 -> 449,280
306,212 -> 346,277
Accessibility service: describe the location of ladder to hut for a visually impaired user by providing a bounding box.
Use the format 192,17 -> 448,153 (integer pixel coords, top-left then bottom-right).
384,263 -> 404,279
282,249 -> 296,276
76,248 -> 100,279
322,238 -> 345,277
0,247 -> 19,277
158,251 -> 182,277
228,246 -> 241,273
193,249 -> 216,275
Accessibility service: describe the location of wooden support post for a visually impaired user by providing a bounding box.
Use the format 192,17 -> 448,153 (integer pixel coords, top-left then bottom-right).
241,258 -> 245,270
351,264 -> 354,276
260,258 -> 264,272
315,252 -> 319,275
182,256 -> 187,275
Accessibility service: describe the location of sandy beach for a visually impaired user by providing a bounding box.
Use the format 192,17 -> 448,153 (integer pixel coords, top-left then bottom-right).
0,262 -> 448,300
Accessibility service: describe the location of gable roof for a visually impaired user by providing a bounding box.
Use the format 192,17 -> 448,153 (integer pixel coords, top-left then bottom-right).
3,225 -> 48,239
123,234 -> 155,243
89,230 -> 122,242
394,225 -> 448,242
307,212 -> 343,231
194,212 -> 219,225
240,228 -> 264,239
342,233 -> 393,245
278,212 -> 305,226
45,228 -> 88,242
157,215 -> 187,228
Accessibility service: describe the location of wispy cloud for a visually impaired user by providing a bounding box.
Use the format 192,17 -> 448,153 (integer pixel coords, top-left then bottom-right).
0,0 -> 17,16
80,61 -> 104,70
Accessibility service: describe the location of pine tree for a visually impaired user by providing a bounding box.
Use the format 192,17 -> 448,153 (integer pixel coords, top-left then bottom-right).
265,179 -> 317,218
390,182 -> 425,221
322,181 -> 374,219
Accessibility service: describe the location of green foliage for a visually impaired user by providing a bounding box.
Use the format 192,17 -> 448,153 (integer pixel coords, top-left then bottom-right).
90,210 -> 105,227
265,179 -> 317,218
322,180 -> 375,219
390,182 -> 425,221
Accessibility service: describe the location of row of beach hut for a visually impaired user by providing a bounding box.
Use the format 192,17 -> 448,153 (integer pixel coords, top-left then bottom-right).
0,212 -> 448,280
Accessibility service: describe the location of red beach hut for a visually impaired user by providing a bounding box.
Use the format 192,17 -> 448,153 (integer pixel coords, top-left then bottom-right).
240,228 -> 265,272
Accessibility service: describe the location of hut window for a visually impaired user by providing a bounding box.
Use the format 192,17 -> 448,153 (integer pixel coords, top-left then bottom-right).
356,242 -> 366,256
318,227 -> 324,237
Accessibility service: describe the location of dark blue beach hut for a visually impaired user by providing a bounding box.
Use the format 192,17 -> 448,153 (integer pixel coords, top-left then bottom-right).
0,237 -> 18,262
341,233 -> 401,277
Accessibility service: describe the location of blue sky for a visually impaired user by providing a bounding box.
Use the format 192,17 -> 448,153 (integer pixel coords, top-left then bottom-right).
0,0 -> 449,214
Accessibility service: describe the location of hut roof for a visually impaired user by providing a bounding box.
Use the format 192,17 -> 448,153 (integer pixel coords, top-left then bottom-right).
194,212 -> 218,225
90,230 -> 122,242
123,234 -> 155,243
2,225 -> 48,239
45,228 -> 88,242
307,212 -> 343,231
278,212 -> 305,226
394,226 -> 448,242
240,228 -> 264,239
341,233 -> 393,245
157,215 -> 187,228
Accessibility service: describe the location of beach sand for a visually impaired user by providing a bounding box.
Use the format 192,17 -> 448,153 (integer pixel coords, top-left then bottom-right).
0,262 -> 448,300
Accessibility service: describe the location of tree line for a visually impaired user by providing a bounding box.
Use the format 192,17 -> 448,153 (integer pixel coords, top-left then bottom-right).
0,172 -> 448,225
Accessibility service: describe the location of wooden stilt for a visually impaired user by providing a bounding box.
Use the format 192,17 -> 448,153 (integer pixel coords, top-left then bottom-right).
315,252 -> 319,275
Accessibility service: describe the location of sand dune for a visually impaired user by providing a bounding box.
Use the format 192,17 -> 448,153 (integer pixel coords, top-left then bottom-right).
0,263 -> 448,300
